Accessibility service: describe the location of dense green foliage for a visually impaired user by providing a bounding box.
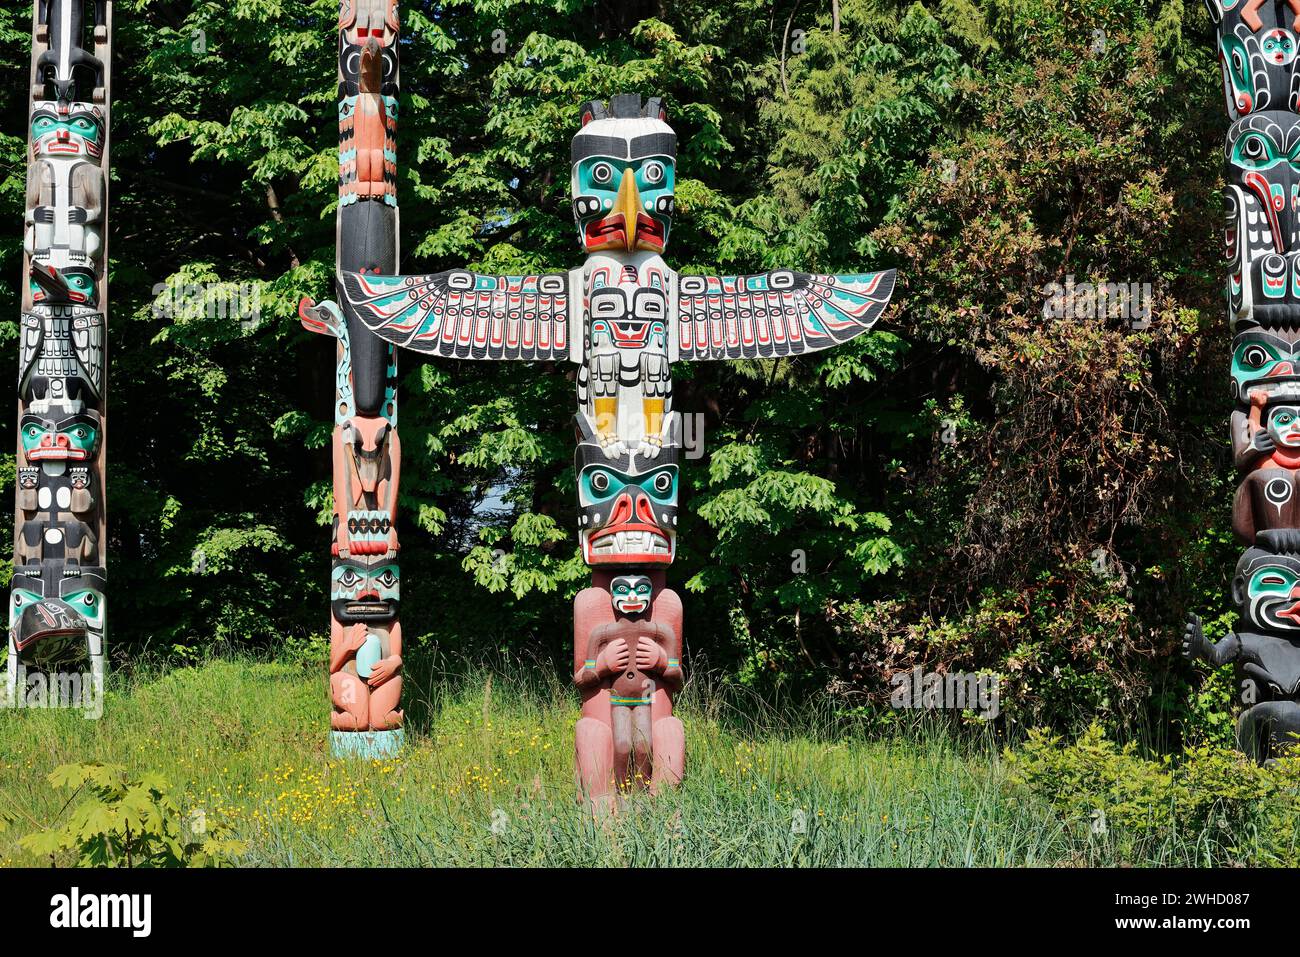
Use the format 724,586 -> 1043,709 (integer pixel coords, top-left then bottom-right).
0,0 -> 1233,740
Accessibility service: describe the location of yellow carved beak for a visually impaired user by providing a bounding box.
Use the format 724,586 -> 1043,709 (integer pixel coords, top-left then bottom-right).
614,168 -> 642,252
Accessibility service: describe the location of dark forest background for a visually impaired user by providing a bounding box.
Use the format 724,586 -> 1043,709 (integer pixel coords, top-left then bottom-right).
0,0 -> 1236,742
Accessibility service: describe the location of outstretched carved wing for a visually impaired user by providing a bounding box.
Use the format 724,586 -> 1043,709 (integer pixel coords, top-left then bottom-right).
673,269 -> 895,361
338,269 -> 573,361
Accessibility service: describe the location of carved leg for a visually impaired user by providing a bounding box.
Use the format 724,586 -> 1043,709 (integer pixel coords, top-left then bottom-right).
331,672 -> 369,731
575,715 -> 615,809
368,676 -> 403,730
1237,700 -> 1300,763
610,706 -> 634,791
630,705 -> 653,789
650,716 -> 685,794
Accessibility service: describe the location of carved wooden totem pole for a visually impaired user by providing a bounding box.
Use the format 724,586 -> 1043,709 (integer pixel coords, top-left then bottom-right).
1187,0 -> 1300,760
6,0 -> 110,701
304,93 -> 896,798
300,0 -> 405,758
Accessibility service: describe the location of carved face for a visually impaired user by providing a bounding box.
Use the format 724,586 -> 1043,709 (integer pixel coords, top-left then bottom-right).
587,285 -> 669,352
1231,328 -> 1300,403
341,417 -> 392,495
331,557 -> 399,623
340,37 -> 398,98
1227,113 -> 1300,257
1267,404 -> 1300,448
1263,28 -> 1297,65
611,575 -> 653,617
10,566 -> 105,664
30,103 -> 104,160
1235,546 -> 1300,632
571,96 -> 676,254
30,265 -> 97,307
576,426 -> 678,565
20,409 -> 99,462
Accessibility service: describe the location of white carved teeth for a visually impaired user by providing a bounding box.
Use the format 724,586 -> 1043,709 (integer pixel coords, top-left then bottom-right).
1261,381 -> 1300,400
589,531 -> 670,555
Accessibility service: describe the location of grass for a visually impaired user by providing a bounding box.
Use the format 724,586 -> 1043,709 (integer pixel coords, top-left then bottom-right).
0,656 -> 1285,866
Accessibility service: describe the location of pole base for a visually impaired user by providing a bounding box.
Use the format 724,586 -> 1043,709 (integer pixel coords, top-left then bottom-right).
330,728 -> 406,759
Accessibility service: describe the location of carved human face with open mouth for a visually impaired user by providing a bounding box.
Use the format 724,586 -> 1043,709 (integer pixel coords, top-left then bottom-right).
331,556 -> 399,623
30,102 -> 104,160
610,574 -> 653,617
20,408 -> 99,462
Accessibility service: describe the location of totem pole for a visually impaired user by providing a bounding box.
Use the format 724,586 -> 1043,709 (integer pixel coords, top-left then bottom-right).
299,0 -> 404,758
6,0 -> 110,702
1186,0 -> 1300,760
302,94 -> 896,801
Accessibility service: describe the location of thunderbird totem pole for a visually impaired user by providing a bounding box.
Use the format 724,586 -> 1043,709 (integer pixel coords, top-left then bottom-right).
6,0 -> 110,702
299,0 -> 404,758
303,91 -> 895,796
1186,0 -> 1300,760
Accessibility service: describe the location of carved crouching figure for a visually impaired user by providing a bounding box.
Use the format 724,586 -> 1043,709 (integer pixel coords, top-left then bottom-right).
574,573 -> 684,808
1185,529 -> 1300,761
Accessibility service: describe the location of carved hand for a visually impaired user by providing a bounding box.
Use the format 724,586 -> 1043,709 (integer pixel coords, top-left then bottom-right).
345,623 -> 369,653
636,635 -> 666,672
368,655 -> 402,687
1183,613 -> 1212,661
598,638 -> 631,676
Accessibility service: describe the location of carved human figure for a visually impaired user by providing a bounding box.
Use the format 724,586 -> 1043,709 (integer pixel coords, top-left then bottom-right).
329,557 -> 402,731
1185,529 -> 1300,760
574,573 -> 684,804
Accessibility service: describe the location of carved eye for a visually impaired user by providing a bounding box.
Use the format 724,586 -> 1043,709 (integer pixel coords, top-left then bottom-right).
338,569 -> 360,588
1262,574 -> 1287,585
1243,345 -> 1270,367
591,470 -> 611,493
376,571 -> 397,589
651,471 -> 673,495
591,162 -> 614,185
642,161 -> 664,185
1243,135 -> 1268,160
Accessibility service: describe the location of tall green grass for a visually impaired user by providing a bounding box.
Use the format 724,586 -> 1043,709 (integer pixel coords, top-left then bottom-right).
0,656 -> 1280,866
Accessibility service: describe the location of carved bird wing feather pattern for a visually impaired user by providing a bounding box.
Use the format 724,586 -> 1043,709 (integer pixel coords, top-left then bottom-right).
674,269 -> 896,361
339,268 -> 572,361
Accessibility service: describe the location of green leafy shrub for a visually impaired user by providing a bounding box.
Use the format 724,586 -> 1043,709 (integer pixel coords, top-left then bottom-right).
1005,725 -> 1296,862
19,763 -> 245,867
